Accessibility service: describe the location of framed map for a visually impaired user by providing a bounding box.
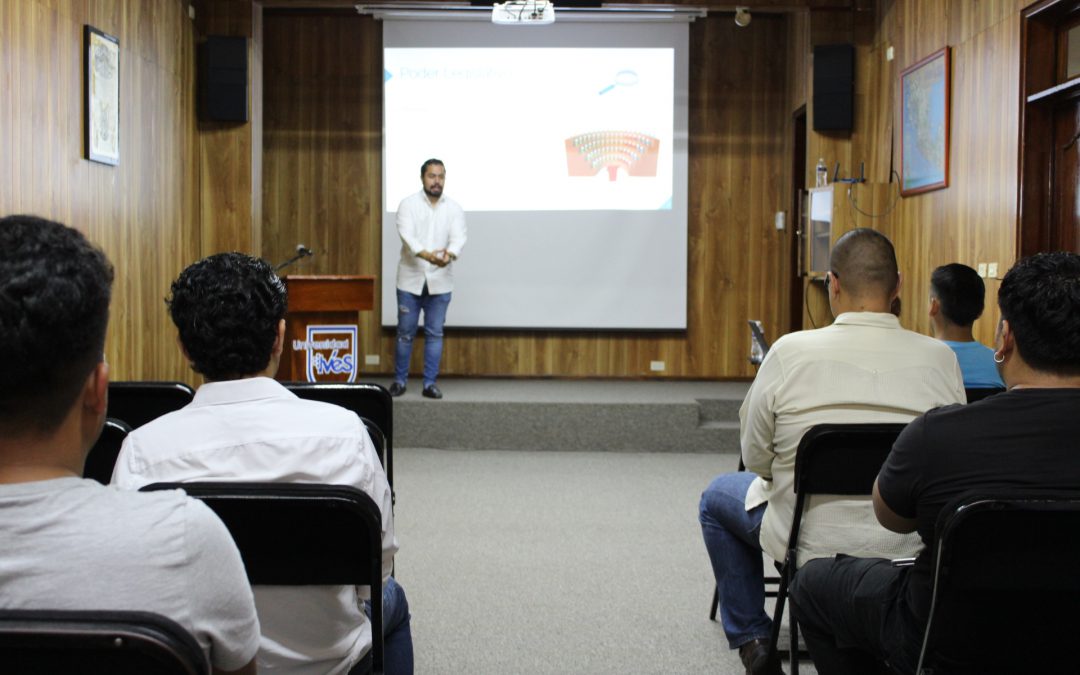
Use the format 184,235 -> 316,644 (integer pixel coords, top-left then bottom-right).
85,25 -> 119,166
900,47 -> 950,196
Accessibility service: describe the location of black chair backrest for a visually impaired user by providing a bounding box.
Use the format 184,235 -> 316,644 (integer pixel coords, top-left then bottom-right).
83,417 -> 132,484
964,386 -> 1005,403
919,493 -> 1080,673
768,422 -> 909,669
0,609 -> 208,675
360,416 -> 388,473
140,481 -> 385,673
748,319 -> 770,366
107,381 -> 195,430
286,382 -> 393,483
793,423 -> 908,497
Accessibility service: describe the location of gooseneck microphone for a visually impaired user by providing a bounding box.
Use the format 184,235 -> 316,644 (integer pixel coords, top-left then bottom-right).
275,244 -> 315,272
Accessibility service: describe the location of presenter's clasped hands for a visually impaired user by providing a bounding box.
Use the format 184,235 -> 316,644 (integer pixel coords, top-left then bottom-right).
418,249 -> 454,267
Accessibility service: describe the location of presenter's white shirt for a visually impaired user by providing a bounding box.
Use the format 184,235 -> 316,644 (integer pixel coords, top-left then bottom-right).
396,190 -> 466,295
740,312 -> 965,566
112,377 -> 397,675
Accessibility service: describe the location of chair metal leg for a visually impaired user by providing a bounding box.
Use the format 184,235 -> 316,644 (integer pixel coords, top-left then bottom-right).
709,585 -> 719,621
789,608 -> 799,674
768,562 -> 790,667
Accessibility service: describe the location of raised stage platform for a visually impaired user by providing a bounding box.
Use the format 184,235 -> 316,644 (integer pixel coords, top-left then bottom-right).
374,378 -> 750,453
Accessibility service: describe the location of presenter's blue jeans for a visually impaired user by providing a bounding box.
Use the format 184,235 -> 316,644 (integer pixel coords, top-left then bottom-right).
394,286 -> 451,389
358,576 -> 414,675
699,471 -> 772,649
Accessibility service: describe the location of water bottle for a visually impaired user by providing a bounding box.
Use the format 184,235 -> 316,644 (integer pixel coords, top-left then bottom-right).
815,157 -> 828,188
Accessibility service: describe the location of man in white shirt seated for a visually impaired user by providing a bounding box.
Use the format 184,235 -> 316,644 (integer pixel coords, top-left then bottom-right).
112,252 -> 411,675
0,215 -> 260,675
698,228 -> 964,675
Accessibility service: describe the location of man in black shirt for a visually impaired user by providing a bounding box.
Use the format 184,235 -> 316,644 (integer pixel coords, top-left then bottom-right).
788,252 -> 1080,675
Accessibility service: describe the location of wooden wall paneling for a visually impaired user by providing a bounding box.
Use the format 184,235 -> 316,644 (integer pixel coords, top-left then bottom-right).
794,0 -> 1020,347
788,11 -> 811,119
197,0 -> 262,257
251,6 -> 264,257
262,11 -> 382,370
0,0 -> 203,385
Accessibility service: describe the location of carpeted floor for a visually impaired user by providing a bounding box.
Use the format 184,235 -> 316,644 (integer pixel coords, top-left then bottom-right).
391,447 -> 816,675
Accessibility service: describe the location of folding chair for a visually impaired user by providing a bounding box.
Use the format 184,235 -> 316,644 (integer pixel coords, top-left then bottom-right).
286,382 -> 394,486
140,481 -> 386,674
107,381 -> 195,430
768,422 -> 907,673
916,492 -> 1080,674
361,416 -> 388,475
83,417 -> 132,484
0,609 -> 208,675
963,386 -> 1005,403
748,319 -> 770,366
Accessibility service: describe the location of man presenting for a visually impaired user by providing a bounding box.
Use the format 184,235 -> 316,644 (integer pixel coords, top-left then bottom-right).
390,158 -> 466,400
698,228 -> 964,675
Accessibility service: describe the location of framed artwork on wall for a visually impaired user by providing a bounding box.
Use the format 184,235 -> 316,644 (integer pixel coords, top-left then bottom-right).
899,47 -> 950,196
85,25 -> 120,166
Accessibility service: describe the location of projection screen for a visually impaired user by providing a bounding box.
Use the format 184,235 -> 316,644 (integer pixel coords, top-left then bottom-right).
381,17 -> 689,329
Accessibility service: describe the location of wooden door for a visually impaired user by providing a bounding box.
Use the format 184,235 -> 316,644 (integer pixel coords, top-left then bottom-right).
1052,99 -> 1080,252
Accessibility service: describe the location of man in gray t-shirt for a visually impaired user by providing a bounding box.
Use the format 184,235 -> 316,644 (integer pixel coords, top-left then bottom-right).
0,216 -> 260,675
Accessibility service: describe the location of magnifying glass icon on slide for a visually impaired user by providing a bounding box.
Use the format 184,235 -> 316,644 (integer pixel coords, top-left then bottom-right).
598,70 -> 639,95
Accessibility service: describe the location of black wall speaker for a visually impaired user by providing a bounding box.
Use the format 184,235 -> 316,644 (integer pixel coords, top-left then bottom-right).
200,36 -> 248,122
813,44 -> 854,132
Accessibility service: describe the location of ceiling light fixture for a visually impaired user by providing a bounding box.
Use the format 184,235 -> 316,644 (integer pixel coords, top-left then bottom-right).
734,6 -> 751,27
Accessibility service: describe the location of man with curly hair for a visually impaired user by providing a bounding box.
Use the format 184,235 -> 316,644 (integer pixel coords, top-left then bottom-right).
112,252 -> 411,675
0,216 -> 260,675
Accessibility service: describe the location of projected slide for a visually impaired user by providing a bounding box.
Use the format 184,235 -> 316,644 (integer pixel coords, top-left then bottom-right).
381,20 -> 688,330
384,48 -> 674,212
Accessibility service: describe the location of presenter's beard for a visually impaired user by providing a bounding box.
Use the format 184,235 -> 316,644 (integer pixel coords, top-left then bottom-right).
424,185 -> 443,198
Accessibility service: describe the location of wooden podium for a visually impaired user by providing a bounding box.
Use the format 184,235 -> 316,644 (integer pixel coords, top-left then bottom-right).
276,275 -> 375,382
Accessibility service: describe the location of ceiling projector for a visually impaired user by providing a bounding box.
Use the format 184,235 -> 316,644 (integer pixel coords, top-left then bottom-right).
492,1 -> 554,25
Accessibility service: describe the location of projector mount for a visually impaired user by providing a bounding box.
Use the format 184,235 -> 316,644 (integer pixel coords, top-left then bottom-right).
492,1 -> 554,25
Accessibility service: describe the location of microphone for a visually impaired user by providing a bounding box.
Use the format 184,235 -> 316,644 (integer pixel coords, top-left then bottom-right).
275,244 -> 315,272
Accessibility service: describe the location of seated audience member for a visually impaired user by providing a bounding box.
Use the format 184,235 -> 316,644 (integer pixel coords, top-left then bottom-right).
699,228 -> 964,675
111,252 -> 411,675
789,252 -> 1080,675
928,262 -> 1004,388
0,216 -> 259,674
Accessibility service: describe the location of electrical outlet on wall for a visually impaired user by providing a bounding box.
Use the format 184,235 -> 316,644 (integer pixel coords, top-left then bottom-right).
977,263 -> 988,277
987,262 -> 999,278
365,354 -> 380,366
650,360 -> 665,372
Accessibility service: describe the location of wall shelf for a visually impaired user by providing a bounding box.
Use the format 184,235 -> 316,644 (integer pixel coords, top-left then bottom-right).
1027,74 -> 1080,104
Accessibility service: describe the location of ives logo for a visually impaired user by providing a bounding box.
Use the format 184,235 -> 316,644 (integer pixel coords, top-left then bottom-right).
294,325 -> 358,383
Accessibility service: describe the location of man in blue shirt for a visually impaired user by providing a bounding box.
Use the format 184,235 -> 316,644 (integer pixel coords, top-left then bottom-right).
929,263 -> 1004,389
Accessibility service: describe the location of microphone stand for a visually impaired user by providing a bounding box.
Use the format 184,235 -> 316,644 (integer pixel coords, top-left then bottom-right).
275,249 -> 313,273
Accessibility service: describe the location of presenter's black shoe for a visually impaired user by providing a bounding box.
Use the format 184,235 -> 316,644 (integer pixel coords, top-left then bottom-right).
389,382 -> 406,397
422,384 -> 443,399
